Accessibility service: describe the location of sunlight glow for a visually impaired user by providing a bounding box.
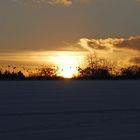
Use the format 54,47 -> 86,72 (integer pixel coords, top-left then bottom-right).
59,65 -> 77,78
4,51 -> 86,78
44,51 -> 86,78
54,55 -> 78,78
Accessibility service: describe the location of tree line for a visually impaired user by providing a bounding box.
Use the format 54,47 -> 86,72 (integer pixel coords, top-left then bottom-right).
0,54 -> 140,80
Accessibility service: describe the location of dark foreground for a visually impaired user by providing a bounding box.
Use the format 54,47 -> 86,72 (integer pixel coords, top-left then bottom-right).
0,80 -> 140,140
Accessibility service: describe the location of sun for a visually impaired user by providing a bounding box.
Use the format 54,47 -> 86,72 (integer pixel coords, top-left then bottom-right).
58,65 -> 77,78
56,55 -> 78,78
40,51 -> 86,78
48,52 -> 79,78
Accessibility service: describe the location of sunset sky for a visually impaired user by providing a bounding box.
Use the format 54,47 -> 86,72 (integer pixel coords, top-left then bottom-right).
0,0 -> 140,67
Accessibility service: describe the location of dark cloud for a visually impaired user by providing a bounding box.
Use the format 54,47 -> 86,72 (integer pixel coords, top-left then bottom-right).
79,36 -> 140,52
130,57 -> 140,64
115,36 -> 140,51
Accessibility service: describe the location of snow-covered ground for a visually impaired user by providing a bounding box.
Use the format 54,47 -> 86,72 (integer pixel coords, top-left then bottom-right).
0,80 -> 140,140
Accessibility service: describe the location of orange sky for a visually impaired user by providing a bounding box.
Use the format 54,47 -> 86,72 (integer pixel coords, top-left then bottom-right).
0,0 -> 140,66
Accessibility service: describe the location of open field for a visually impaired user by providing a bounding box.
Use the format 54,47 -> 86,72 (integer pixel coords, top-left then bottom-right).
0,80 -> 140,139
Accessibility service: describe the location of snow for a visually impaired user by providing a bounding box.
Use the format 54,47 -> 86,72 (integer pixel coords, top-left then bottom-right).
0,80 -> 140,139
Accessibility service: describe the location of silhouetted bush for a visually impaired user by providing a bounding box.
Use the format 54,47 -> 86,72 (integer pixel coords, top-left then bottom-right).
77,66 -> 111,79
120,66 -> 140,79
28,66 -> 58,79
0,70 -> 25,80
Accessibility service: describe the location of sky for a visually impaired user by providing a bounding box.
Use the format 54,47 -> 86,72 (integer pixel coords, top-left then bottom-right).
0,0 -> 140,66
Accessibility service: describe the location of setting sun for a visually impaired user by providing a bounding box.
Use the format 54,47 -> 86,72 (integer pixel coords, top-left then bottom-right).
54,55 -> 78,78
58,65 -> 77,78
42,51 -> 86,78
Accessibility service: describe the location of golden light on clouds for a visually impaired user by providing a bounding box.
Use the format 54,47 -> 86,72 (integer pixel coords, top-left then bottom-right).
78,36 -> 140,65
0,36 -> 140,78
1,35 -> 140,67
48,0 -> 72,5
13,0 -> 73,6
13,0 -> 92,6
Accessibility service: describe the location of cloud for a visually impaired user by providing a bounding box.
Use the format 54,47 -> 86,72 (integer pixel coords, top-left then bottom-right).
13,0 -> 91,6
79,36 -> 140,52
115,36 -> 140,51
13,0 -> 73,6
48,0 -> 72,5
130,57 -> 140,64
78,36 -> 140,66
78,38 -> 123,52
13,0 -> 47,6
